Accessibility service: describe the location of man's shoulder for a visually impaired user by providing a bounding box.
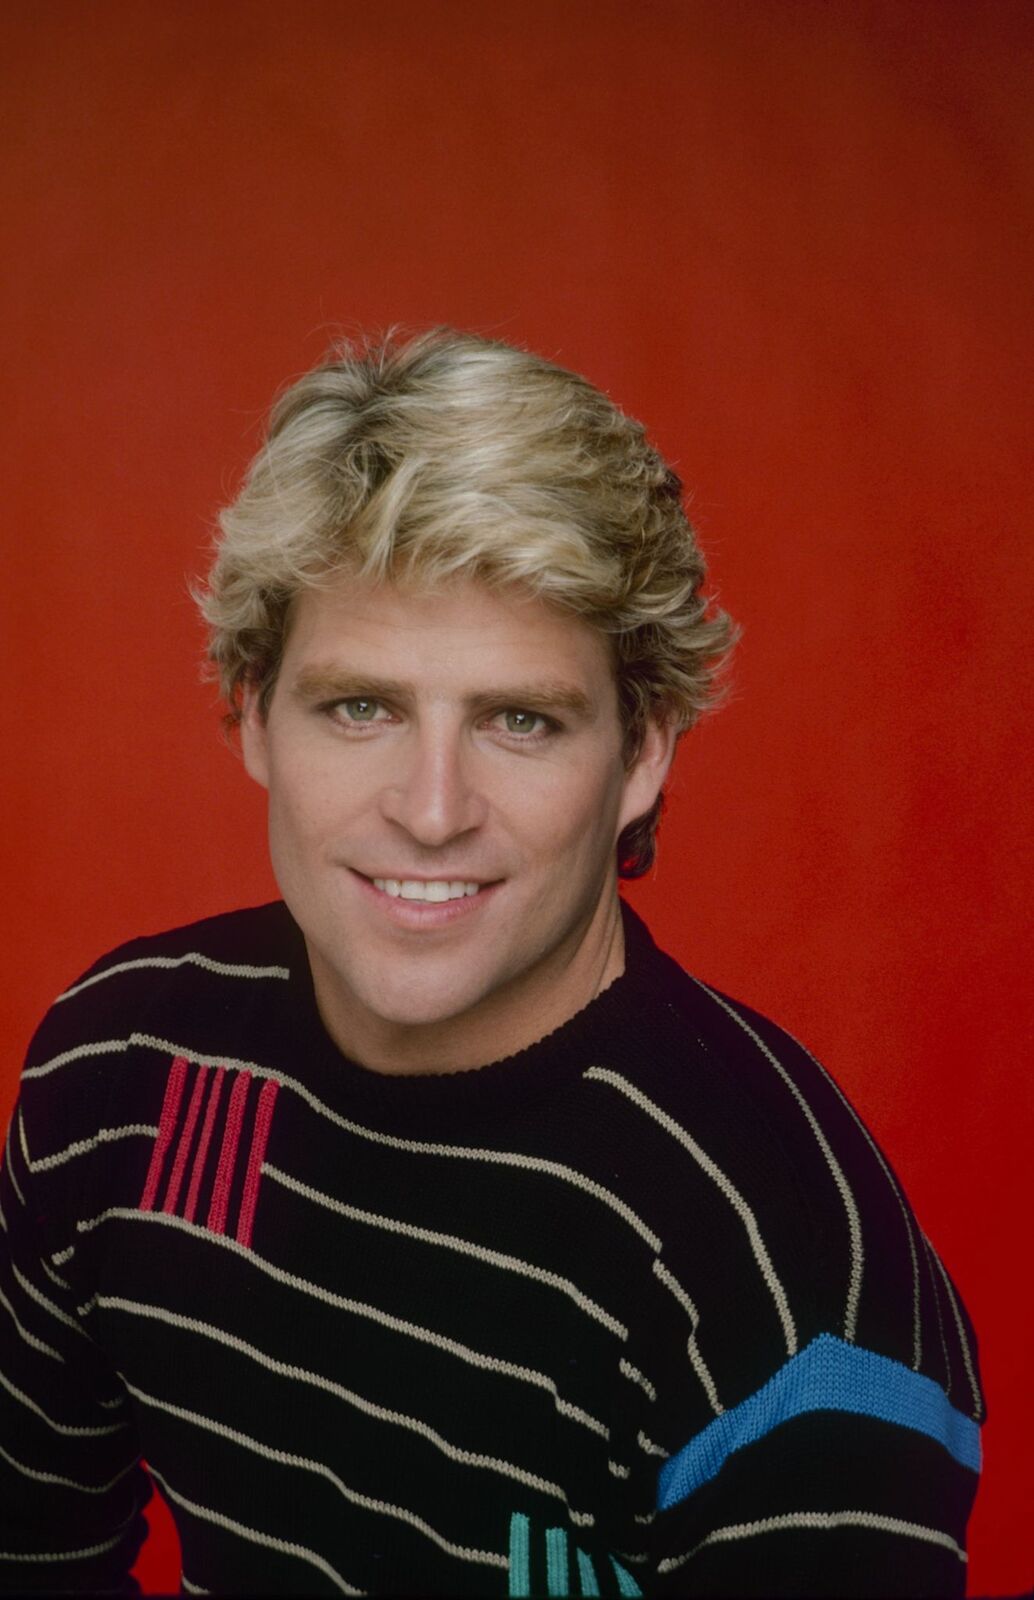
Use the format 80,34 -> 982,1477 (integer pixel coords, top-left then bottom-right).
626,920 -> 906,1243
621,907 -> 855,1155
67,900 -> 296,982
23,901 -> 299,1075
616,912 -> 974,1400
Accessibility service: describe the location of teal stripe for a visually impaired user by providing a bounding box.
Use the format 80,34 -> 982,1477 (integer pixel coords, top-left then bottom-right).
508,1512 -> 531,1598
609,1556 -> 643,1596
575,1547 -> 599,1596
659,1332 -> 981,1512
545,1526 -> 569,1596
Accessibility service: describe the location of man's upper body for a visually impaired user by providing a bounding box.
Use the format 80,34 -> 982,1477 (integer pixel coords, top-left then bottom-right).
0,329 -> 982,1595
0,897 -> 982,1597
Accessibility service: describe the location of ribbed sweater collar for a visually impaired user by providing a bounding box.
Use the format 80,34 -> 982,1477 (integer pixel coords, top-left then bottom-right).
273,897 -> 674,1133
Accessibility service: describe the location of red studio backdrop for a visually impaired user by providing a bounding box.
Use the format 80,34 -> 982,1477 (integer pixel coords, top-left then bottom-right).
1,3 -> 1031,1594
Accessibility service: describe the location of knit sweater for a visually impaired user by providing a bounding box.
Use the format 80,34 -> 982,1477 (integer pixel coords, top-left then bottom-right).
0,901 -> 982,1597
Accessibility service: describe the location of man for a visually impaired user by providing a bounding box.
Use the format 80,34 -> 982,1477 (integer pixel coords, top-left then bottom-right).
1,330 -> 981,1597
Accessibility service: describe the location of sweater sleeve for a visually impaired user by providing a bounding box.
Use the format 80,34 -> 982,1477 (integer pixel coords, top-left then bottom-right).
644,1334 -> 981,1597
603,964 -> 984,1598
0,1054 -> 152,1591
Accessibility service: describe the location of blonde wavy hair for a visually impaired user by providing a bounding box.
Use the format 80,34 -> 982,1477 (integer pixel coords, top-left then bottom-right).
197,328 -> 736,877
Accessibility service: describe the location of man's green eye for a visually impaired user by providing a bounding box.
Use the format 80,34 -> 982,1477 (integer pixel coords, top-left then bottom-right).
503,710 -> 539,735
343,698 -> 379,721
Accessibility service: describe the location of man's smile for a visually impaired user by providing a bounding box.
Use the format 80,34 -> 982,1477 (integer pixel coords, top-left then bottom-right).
348,867 -> 505,927
371,878 -> 484,901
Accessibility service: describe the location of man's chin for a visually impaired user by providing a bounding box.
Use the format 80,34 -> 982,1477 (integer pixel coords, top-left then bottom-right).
313,957 -> 501,1051
353,984 -> 490,1034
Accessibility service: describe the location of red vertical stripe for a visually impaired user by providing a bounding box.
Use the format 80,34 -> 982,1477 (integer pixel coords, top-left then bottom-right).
183,1065 -> 225,1225
161,1064 -> 208,1216
206,1070 -> 251,1236
235,1078 -> 280,1249
139,1056 -> 189,1211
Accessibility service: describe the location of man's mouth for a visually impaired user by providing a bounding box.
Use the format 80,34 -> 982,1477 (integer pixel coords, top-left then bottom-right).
371,878 -> 483,903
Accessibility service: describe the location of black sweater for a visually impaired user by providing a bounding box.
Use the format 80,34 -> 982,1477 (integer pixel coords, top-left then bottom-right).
0,901 -> 982,1596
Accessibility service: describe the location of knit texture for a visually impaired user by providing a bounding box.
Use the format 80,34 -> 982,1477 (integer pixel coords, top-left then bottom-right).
0,901 -> 982,1596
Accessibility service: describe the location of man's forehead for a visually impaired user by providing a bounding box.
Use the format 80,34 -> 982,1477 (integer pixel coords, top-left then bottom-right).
285,575 -> 614,675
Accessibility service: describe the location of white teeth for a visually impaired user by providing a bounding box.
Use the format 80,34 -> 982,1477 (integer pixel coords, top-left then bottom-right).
372,878 -> 482,901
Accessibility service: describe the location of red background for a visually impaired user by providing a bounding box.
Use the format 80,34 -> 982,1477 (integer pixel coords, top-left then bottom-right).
1,3 -> 1030,1593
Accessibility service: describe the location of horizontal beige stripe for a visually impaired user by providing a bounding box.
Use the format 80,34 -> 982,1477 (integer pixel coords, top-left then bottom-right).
29,1125 -> 157,1174
22,1039 -> 129,1080
57,952 -> 290,1002
0,1439 -> 138,1496
658,1508 -> 967,1575
0,1528 -> 127,1565
0,1362 -> 128,1438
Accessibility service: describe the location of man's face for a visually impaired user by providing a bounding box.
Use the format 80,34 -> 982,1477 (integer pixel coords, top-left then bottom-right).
241,575 -> 674,1069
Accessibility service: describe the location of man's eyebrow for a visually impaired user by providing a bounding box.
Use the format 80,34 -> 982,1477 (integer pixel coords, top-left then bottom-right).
290,668 -> 596,719
471,682 -> 596,719
291,670 -> 410,703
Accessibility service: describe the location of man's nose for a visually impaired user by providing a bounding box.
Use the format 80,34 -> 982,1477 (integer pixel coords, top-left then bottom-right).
378,725 -> 488,847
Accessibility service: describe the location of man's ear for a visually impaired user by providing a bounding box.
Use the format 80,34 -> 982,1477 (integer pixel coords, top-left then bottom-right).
616,712 -> 679,835
239,683 -> 271,790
